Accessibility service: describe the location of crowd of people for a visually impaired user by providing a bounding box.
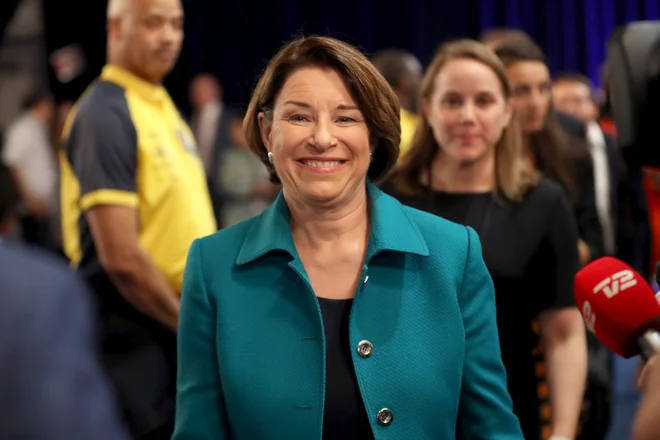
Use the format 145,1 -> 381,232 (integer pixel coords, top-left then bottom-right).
0,0 -> 657,439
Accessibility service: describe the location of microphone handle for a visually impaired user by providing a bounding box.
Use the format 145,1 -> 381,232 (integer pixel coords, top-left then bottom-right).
637,329 -> 660,362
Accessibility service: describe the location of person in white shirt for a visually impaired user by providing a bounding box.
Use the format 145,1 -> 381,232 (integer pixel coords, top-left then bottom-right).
552,73 -> 618,256
553,72 -> 622,440
1,88 -> 58,249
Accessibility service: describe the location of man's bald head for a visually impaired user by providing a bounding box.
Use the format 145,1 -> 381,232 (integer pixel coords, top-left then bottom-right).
106,0 -> 184,84
371,49 -> 423,113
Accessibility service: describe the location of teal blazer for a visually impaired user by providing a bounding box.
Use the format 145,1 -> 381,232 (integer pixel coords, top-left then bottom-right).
173,182 -> 523,440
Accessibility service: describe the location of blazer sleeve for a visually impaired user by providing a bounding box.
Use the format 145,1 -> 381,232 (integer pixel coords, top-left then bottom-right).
2,270 -> 130,440
456,227 -> 524,440
173,239 -> 231,439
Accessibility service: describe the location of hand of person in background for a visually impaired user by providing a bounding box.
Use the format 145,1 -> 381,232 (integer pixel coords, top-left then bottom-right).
635,291 -> 660,390
633,355 -> 660,440
637,356 -> 659,392
578,239 -> 591,267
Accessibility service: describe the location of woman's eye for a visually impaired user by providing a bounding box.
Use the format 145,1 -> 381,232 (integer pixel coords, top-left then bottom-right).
476,97 -> 494,106
288,114 -> 309,122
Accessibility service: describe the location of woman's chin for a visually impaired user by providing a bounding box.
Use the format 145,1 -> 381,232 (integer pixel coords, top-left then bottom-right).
453,149 -> 487,165
302,182 -> 343,200
290,179 -> 354,205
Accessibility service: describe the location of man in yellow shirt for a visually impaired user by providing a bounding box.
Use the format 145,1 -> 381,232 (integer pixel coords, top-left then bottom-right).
371,49 -> 423,160
59,0 -> 216,438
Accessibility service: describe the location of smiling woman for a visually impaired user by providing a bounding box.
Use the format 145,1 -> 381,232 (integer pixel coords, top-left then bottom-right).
256,66 -> 374,204
173,35 -> 524,440
244,36 -> 401,189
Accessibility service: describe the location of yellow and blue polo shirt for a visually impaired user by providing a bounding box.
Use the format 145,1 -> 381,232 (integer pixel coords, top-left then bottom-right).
60,65 -> 216,294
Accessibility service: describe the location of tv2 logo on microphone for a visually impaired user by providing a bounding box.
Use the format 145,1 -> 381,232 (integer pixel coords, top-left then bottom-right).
592,270 -> 638,298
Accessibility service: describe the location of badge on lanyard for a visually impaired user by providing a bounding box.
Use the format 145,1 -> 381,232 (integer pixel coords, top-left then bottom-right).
177,126 -> 198,154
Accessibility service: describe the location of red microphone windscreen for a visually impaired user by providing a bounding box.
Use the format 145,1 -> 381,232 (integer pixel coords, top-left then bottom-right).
574,257 -> 660,358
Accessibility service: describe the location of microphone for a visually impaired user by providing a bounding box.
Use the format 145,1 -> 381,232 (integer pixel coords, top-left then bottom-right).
574,257 -> 660,361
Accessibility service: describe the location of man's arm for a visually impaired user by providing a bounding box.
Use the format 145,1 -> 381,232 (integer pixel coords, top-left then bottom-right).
3,267 -> 130,440
67,99 -> 179,331
87,205 -> 179,331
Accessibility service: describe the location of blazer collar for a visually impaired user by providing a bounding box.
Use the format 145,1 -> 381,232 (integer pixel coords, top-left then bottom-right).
236,181 -> 429,266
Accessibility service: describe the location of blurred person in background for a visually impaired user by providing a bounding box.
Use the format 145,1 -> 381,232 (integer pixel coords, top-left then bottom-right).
173,35 -> 523,440
2,88 -> 58,250
371,49 -> 423,160
189,73 -> 235,174
496,39 -> 607,440
190,73 -> 237,227
189,73 -> 237,224
552,73 -> 619,259
495,40 -> 603,267
59,0 -> 216,438
383,39 -> 586,440
552,72 -> 624,440
480,28 -> 588,141
216,112 -> 278,227
0,163 -> 129,440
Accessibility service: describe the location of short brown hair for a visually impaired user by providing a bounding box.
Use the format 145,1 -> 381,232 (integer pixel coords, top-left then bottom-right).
393,39 -> 538,202
244,36 -> 401,184
494,39 -> 547,65
479,28 -> 533,50
553,71 -> 595,100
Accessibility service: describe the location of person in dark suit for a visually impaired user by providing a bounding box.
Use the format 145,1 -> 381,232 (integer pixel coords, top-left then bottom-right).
0,163 -> 129,440
173,36 -> 524,440
189,73 -> 238,226
552,72 -> 623,440
553,73 -> 619,256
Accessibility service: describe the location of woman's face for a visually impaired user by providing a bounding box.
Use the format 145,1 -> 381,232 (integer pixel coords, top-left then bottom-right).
423,58 -> 512,166
506,60 -> 552,134
259,66 -> 372,205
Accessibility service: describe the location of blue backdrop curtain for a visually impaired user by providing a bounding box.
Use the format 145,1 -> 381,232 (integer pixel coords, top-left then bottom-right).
42,0 -> 660,113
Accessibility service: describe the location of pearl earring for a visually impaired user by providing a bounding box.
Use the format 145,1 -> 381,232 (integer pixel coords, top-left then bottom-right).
268,152 -> 274,164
